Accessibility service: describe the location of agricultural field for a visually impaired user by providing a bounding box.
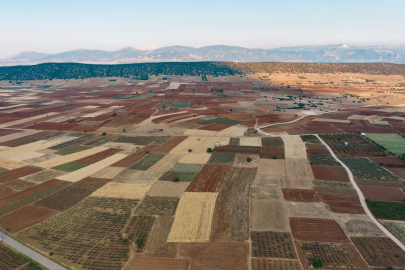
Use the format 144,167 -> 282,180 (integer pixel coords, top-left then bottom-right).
0,69 -> 404,270
0,243 -> 45,269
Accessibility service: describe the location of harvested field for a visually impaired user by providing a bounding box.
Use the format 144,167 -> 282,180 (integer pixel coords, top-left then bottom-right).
153,136 -> 187,153
314,186 -> 357,196
143,216 -> 178,256
360,186 -> 405,202
56,153 -> 127,182
211,167 -> 256,241
234,153 -> 260,167
178,153 -> 210,164
253,175 -> 299,188
290,218 -> 348,242
75,148 -> 122,164
170,136 -> 228,154
240,137 -> 262,146
285,159 -> 314,188
257,159 -> 286,176
146,181 -> 189,197
311,165 -> 350,182
251,187 -> 284,201
286,202 -> 334,219
168,192 -> 217,242
34,146 -> 109,168
124,215 -> 155,252
130,153 -> 165,171
351,237 -> 405,267
251,231 -> 297,259
52,161 -> 88,172
128,256 -> 189,270
282,189 -> 320,202
186,165 -> 229,192
91,182 -> 150,199
296,241 -> 368,269
35,177 -> 110,211
21,169 -> 66,183
251,258 -> 302,270
114,169 -> 161,184
281,135 -> 307,159
20,197 -> 135,270
251,200 -> 290,231
90,166 -> 125,179
147,154 -> 184,172
318,193 -> 364,214
0,205 -> 58,233
207,152 -> 236,166
134,196 -> 179,216
178,242 -> 249,270
0,166 -> 42,184
0,158 -> 27,170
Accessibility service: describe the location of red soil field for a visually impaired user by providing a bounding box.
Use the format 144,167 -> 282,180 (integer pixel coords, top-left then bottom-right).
190,99 -> 204,108
0,179 -> 63,208
128,256 -> 189,270
198,123 -> 230,131
290,217 -> 348,242
179,242 -> 249,270
186,165 -> 230,192
76,148 -> 123,164
25,122 -> 79,131
317,193 -> 364,214
0,128 -> 22,136
0,131 -> 52,147
153,136 -> 187,153
0,184 -> 17,198
0,205 -> 59,233
369,157 -> 405,167
311,165 -> 350,182
388,167 -> 405,180
112,145 -> 156,167
282,189 -> 320,202
359,186 -> 405,202
152,113 -> 188,124
261,146 -> 284,153
0,166 -> 42,184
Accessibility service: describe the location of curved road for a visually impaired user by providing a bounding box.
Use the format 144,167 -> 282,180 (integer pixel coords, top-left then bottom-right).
0,231 -> 66,270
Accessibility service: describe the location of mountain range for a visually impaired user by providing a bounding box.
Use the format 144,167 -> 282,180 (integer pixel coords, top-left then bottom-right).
2,44 -> 405,66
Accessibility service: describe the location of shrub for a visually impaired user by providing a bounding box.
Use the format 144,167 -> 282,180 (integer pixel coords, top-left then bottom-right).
207,148 -> 213,153
246,157 -> 252,163
273,156 -> 277,159
102,132 -> 106,136
145,151 -> 150,154
312,259 -> 324,268
112,112 -> 117,117
173,177 -> 180,182
188,149 -> 192,153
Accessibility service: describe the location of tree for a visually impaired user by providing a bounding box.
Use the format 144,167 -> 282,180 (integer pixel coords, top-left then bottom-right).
206,148 -> 213,153
246,157 -> 252,163
188,149 -> 192,153
102,132 -> 106,136
112,112 -> 117,117
312,259 -> 324,268
173,177 -> 180,182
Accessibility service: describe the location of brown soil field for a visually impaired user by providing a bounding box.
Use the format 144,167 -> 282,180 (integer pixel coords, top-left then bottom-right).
311,165 -> 350,182
0,179 -> 62,208
282,189 -> 320,202
295,240 -> 368,270
75,148 -> 123,164
211,167 -> 256,241
251,258 -> 302,270
369,156 -> 405,167
198,123 -> 230,131
318,193 -> 364,214
153,136 -> 187,153
314,186 -> 357,196
0,131 -> 52,147
146,181 -> 189,197
112,145 -> 155,167
0,205 -> 59,233
234,153 -> 260,167
0,184 -> 17,198
251,231 -> 297,259
251,200 -> 290,231
0,166 -> 42,183
290,218 -> 348,242
186,165 -> 230,192
127,256 -> 189,270
144,216 -> 178,257
359,186 -> 405,202
179,242 -> 249,270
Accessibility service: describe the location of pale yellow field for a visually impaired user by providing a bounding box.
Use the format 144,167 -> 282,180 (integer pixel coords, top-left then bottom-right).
285,158 -> 314,188
0,158 -> 27,169
170,136 -> 228,154
0,140 -> 61,160
57,153 -> 127,182
146,181 -> 190,197
178,153 -> 211,164
217,125 -> 246,137
148,154 -> 184,172
250,200 -> 290,231
168,192 -> 217,242
183,129 -> 218,136
35,147 -> 109,168
0,112 -> 59,128
90,166 -> 126,179
240,137 -> 262,147
257,159 -> 286,176
91,182 -> 150,199
10,151 -> 45,162
281,135 -> 307,159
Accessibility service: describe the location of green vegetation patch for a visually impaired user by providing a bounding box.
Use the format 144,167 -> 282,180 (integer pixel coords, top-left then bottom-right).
366,134 -> 405,156
131,93 -> 157,99
170,101 -> 189,109
151,136 -> 173,145
341,157 -> 401,182
366,199 -> 405,221
198,117 -> 242,126
169,163 -> 204,172
159,171 -> 198,182
207,152 -> 236,166
55,145 -> 91,156
52,162 -> 88,172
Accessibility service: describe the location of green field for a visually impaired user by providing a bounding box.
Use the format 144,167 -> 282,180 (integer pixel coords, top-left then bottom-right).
366,134 -> 405,156
52,162 -> 88,172
55,145 -> 91,156
366,199 -> 405,221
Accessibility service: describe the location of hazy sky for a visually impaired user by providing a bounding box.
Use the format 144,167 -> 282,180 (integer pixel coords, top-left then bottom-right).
1,0 -> 404,58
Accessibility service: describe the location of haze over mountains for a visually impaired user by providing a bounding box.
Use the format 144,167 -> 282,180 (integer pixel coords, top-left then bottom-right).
2,44 -> 405,66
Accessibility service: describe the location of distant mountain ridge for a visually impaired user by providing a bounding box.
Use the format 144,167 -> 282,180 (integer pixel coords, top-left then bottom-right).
2,44 -> 405,65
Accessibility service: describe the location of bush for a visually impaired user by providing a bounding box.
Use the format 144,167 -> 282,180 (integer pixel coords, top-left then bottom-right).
207,148 -> 213,153
136,237 -> 147,248
173,177 -> 180,182
102,132 -> 106,136
112,112 -> 117,116
273,156 -> 277,159
145,151 -> 150,154
387,267 -> 393,270
246,157 -> 252,163
312,259 -> 324,268
188,149 -> 192,153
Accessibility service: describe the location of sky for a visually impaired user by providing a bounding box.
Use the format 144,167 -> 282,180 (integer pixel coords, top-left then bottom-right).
1,0 -> 404,58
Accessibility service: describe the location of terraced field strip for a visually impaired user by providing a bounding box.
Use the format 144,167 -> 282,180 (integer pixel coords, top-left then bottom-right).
56,153 -> 127,182
0,140 -> 65,161
35,146 -> 109,168
48,133 -> 97,150
0,129 -> 41,143
0,112 -> 59,128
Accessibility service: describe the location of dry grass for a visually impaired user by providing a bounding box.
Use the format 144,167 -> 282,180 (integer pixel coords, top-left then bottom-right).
114,169 -> 161,184
240,137 -> 262,147
146,181 -> 190,197
91,182 -> 150,199
285,202 -> 334,219
168,192 -> 217,242
281,135 -> 307,159
285,158 -> 314,188
170,136 -> 228,154
217,125 -> 247,137
178,153 -> 211,164
90,166 -> 125,179
0,158 -> 27,170
35,147 -> 109,168
56,153 -> 127,182
250,200 -> 290,231
257,159 -> 286,176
